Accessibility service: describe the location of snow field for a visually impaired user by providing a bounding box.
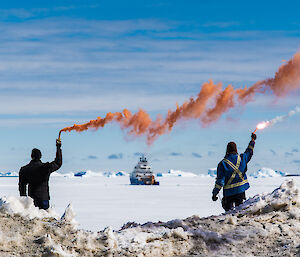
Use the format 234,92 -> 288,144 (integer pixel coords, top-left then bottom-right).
0,179 -> 299,256
0,175 -> 298,231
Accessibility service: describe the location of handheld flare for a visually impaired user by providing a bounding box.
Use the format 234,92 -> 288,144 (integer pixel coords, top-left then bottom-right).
253,121 -> 270,133
253,106 -> 300,133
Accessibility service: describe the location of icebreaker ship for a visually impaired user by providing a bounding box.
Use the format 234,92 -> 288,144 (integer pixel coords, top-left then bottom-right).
130,155 -> 159,185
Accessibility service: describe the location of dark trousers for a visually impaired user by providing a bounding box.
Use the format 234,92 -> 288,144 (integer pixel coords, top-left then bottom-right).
33,198 -> 49,210
222,192 -> 246,211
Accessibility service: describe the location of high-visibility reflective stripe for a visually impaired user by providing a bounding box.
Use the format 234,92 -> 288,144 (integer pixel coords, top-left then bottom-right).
223,155 -> 246,188
223,156 -> 241,170
223,159 -> 235,169
226,168 -> 238,186
248,145 -> 254,150
214,184 -> 222,189
224,160 -> 243,179
236,170 -> 244,180
236,155 -> 241,168
223,156 -> 244,181
224,179 -> 249,189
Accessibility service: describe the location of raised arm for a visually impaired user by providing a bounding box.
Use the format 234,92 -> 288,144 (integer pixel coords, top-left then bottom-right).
48,139 -> 62,173
242,133 -> 256,164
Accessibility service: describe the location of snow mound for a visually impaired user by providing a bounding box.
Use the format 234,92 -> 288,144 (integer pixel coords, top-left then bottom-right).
102,171 -> 128,177
88,170 -> 107,177
157,169 -> 197,177
250,167 -> 287,178
52,172 -> 74,177
61,204 -> 78,227
0,196 -> 60,220
235,179 -> 300,215
0,180 -> 299,256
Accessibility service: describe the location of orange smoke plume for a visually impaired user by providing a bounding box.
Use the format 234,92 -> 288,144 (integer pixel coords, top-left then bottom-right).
237,52 -> 300,102
60,51 -> 300,144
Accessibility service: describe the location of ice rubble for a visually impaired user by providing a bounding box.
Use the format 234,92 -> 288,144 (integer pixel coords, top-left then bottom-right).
207,168 -> 217,177
207,167 -> 287,178
0,171 -> 18,177
5,167 -> 289,178
249,167 -> 287,178
234,179 -> 300,215
0,179 -> 299,256
157,169 -> 198,177
52,170 -> 128,178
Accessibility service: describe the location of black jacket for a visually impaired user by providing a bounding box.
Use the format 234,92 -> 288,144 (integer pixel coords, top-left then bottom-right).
19,146 -> 62,200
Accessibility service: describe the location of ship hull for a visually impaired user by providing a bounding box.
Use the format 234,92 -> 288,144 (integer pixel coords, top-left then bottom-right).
130,177 -> 159,185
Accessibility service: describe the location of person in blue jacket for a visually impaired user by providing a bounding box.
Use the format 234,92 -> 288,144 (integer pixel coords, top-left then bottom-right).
212,133 -> 256,211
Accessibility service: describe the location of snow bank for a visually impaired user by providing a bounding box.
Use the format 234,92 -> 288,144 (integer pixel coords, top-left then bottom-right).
0,179 -> 299,256
157,169 -> 197,177
250,167 -> 287,178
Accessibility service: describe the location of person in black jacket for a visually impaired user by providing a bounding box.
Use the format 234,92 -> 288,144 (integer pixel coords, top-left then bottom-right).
19,139 -> 62,209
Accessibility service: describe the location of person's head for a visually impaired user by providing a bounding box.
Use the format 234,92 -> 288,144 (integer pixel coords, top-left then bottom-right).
226,142 -> 237,155
31,148 -> 42,161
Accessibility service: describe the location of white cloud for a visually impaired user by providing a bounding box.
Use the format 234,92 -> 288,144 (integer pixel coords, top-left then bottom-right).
202,21 -> 240,28
0,8 -> 33,19
0,17 -> 298,120
0,5 -> 100,20
0,93 -> 189,115
0,117 -> 83,127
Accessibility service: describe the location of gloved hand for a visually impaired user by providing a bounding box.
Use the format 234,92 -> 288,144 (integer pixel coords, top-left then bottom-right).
56,138 -> 62,147
212,195 -> 218,201
251,133 -> 257,141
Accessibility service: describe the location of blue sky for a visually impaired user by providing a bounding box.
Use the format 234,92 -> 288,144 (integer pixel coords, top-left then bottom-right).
0,0 -> 300,174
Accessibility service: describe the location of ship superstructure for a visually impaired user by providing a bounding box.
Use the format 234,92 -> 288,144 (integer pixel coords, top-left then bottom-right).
130,155 -> 159,185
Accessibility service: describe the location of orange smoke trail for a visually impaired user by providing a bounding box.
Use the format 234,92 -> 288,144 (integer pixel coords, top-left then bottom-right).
237,52 -> 300,102
59,109 -> 152,137
60,51 -> 300,144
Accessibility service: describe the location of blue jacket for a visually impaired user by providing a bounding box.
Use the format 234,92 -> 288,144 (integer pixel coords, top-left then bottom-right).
212,140 -> 255,197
